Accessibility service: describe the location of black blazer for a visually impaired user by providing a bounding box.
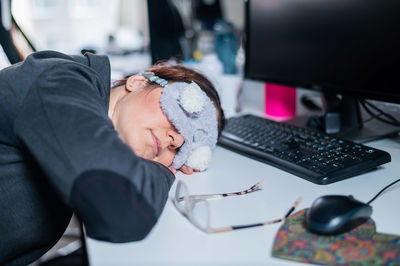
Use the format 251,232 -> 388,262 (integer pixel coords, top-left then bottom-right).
0,51 -> 175,265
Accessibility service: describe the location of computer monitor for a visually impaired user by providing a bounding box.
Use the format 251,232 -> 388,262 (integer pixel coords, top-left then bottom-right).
245,0 -> 400,142
147,0 -> 186,64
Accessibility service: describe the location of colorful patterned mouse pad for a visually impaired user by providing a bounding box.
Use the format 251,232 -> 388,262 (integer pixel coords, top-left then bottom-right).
271,209 -> 400,265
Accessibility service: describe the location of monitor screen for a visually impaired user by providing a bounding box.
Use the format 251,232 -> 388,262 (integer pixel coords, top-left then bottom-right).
245,0 -> 400,104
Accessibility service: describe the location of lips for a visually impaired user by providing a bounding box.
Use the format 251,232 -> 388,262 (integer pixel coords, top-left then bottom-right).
151,131 -> 162,157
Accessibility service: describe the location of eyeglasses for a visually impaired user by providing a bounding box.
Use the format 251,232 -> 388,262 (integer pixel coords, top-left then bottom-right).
172,180 -> 301,233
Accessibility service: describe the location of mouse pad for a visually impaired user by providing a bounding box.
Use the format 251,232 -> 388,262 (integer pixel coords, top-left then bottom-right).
271,209 -> 400,265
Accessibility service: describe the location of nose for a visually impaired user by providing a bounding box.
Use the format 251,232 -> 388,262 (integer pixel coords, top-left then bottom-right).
167,129 -> 184,149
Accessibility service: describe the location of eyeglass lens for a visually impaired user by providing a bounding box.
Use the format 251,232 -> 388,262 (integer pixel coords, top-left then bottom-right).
191,200 -> 210,230
175,181 -> 187,213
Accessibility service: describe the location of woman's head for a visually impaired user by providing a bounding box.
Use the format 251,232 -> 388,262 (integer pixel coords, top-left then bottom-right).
109,62 -> 225,172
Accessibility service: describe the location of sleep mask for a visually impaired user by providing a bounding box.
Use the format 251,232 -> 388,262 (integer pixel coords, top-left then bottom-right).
138,72 -> 218,171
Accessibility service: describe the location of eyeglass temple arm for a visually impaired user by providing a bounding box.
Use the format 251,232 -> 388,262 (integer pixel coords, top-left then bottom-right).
189,180 -> 267,201
209,197 -> 302,233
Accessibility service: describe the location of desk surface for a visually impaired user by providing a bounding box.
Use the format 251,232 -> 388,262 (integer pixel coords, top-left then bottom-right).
86,136 -> 400,266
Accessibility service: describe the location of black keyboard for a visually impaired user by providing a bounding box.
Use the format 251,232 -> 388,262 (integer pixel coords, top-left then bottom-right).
219,114 -> 391,185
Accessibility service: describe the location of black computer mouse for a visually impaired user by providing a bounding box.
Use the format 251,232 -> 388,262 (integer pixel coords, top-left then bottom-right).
305,195 -> 373,235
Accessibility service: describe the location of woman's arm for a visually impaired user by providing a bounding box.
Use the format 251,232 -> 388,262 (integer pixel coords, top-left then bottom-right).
14,61 -> 174,242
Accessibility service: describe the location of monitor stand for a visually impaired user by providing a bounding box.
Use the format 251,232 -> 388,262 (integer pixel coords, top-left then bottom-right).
286,93 -> 400,143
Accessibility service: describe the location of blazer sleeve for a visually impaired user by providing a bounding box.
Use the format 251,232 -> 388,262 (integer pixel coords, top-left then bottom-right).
13,61 -> 175,242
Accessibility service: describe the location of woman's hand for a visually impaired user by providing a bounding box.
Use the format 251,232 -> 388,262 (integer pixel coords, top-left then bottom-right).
180,165 -> 201,175
168,165 -> 200,175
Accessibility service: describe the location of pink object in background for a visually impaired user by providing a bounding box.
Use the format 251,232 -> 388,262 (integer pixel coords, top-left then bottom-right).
264,83 -> 297,120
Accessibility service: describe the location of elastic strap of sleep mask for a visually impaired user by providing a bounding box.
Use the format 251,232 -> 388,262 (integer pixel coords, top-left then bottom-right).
137,72 -> 169,87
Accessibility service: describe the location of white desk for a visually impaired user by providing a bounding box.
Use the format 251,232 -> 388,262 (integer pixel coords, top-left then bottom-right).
86,136 -> 400,266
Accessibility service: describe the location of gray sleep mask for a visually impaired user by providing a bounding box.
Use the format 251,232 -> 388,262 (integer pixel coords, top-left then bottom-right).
138,72 -> 218,171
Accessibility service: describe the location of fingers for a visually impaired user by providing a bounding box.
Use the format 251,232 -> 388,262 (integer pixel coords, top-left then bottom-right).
179,165 -> 194,175
175,165 -> 202,175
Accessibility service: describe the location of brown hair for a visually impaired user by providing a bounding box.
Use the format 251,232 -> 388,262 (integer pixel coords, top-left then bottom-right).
112,62 -> 226,137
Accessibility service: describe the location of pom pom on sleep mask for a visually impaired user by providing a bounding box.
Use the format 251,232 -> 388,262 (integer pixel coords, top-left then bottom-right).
138,72 -> 218,171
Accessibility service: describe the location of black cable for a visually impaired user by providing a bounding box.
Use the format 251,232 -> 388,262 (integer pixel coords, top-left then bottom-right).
300,96 -> 400,134
301,94 -> 322,111
362,104 -> 397,126
363,100 -> 399,124
367,178 -> 400,205
360,99 -> 400,127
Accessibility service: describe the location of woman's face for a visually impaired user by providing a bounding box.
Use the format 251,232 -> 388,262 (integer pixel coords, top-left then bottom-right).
110,77 -> 184,169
